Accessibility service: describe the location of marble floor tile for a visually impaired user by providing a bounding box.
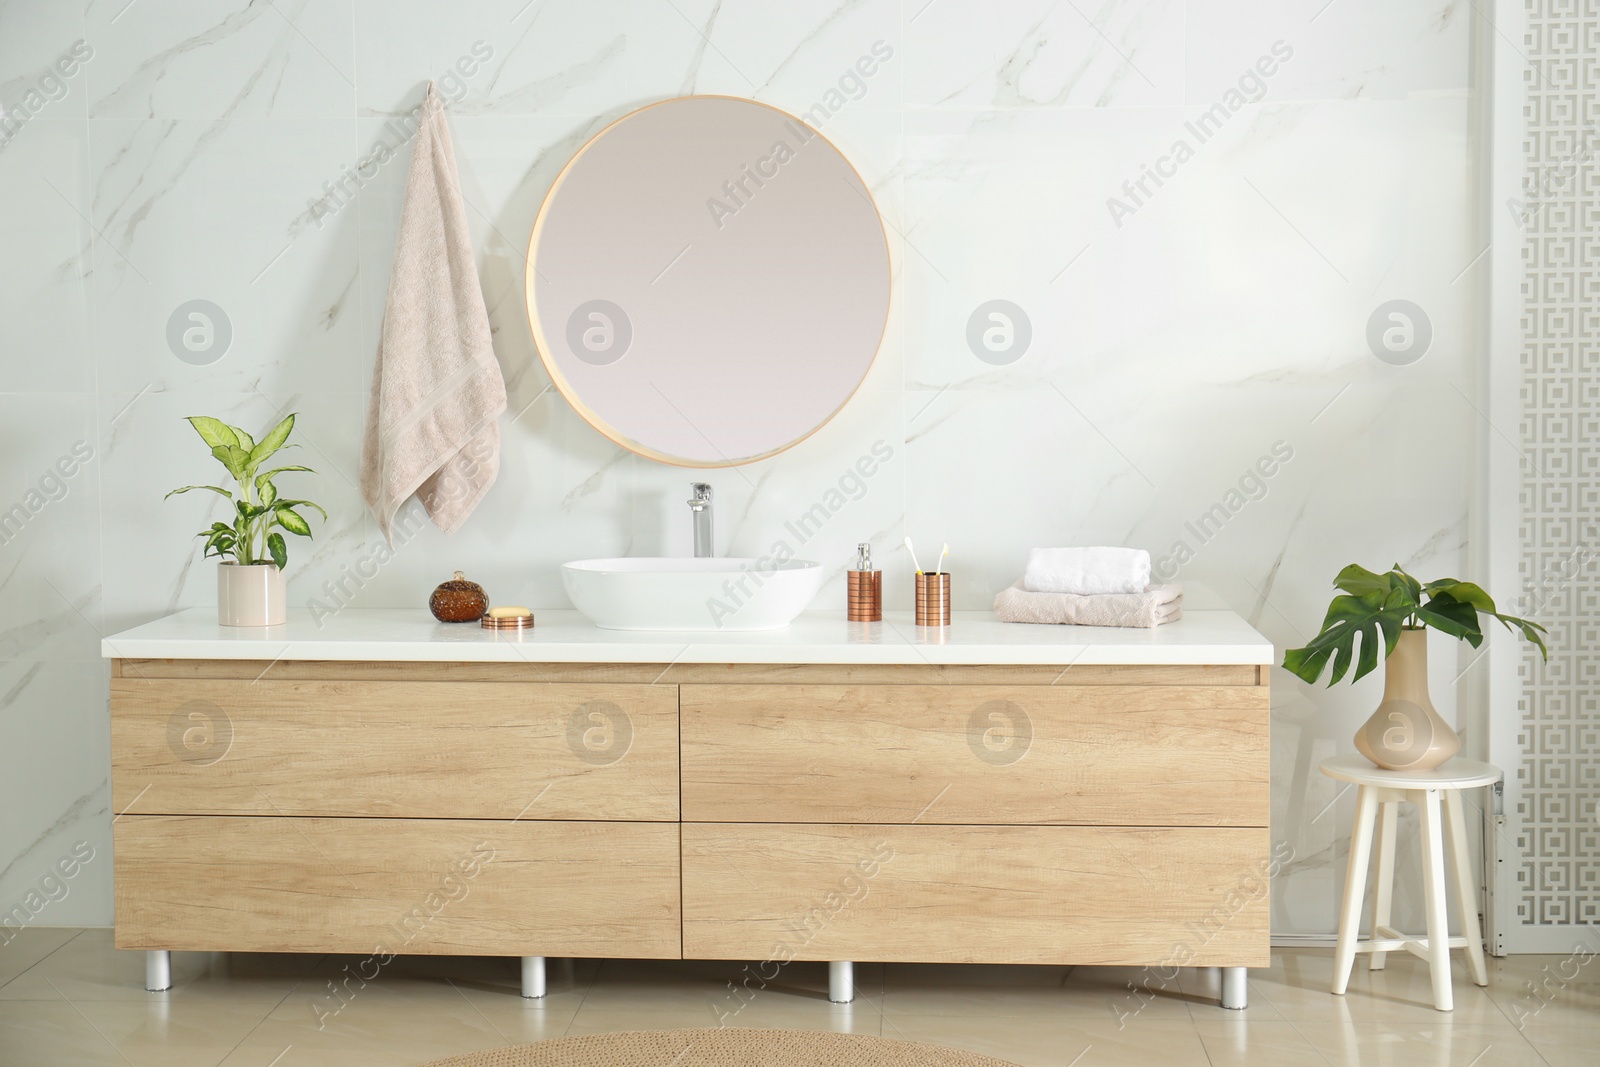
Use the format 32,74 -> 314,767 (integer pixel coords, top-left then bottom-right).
578,958 -> 874,1018
0,1000 -> 150,1067
64,997 -> 287,1067
1193,1019 -> 1343,1066
0,934 -> 1584,1067
1246,947 -> 1517,1026
1519,1024 -> 1600,1067
0,929 -> 317,1006
0,927 -> 82,991
877,962 -> 1198,1022
1276,1020 -> 1548,1067
1480,951 -> 1600,1034
564,1005 -> 884,1038
879,1014 -> 1212,1067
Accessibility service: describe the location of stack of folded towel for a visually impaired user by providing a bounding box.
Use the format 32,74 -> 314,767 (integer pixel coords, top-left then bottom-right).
994,547 -> 1182,628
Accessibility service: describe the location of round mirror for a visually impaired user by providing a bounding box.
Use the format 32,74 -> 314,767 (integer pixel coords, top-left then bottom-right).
526,96 -> 891,467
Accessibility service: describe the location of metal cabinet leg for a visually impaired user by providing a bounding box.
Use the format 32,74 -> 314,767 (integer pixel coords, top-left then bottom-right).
828,961 -> 854,1004
1221,967 -> 1248,1010
521,956 -> 546,999
145,950 -> 172,992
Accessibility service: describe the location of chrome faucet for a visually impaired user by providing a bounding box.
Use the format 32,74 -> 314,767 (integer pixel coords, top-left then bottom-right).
688,482 -> 713,558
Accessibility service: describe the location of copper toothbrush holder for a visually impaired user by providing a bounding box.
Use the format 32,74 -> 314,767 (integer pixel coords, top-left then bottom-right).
847,570 -> 882,622
914,572 -> 951,626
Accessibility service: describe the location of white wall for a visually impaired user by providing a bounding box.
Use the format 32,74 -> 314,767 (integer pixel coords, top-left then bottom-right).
0,0 -> 1479,934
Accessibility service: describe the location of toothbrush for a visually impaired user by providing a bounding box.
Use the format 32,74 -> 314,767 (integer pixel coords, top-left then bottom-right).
935,543 -> 948,575
904,535 -> 923,574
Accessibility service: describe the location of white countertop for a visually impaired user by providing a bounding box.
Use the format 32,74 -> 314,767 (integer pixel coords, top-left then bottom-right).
102,608 -> 1274,666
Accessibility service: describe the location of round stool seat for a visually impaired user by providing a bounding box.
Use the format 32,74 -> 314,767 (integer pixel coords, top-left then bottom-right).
1320,754 -> 1501,790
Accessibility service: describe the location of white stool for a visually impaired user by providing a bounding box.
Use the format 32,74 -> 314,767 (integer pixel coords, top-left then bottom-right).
1320,755 -> 1500,1011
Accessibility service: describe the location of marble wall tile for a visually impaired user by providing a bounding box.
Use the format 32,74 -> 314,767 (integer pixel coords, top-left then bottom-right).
0,393 -> 111,928
682,0 -> 904,112
353,0 -> 713,120
0,119 -> 93,393
0,2 -> 89,123
1185,0 -> 1468,104
906,0 -> 1185,111
87,116 -> 362,397
85,0 -> 355,119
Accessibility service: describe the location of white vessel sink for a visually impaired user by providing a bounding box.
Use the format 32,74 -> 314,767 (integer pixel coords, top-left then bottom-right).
562,557 -> 825,631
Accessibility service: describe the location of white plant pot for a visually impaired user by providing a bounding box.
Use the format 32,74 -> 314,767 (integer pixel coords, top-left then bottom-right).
217,562 -> 286,626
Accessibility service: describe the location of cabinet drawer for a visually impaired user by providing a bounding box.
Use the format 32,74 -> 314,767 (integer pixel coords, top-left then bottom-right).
114,817 -> 682,958
682,823 -> 1269,967
111,680 -> 677,819
681,684 -> 1267,826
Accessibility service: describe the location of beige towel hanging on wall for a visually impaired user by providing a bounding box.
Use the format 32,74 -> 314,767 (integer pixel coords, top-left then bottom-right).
361,81 -> 506,543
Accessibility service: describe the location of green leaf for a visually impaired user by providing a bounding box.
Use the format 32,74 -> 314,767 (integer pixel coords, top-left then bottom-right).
233,427 -> 255,453
1353,620 -> 1382,682
1282,593 -> 1412,687
266,532 -> 287,570
1281,645 -> 1334,685
235,499 -> 268,521
248,414 -> 296,470
164,485 -> 233,502
259,479 -> 278,507
1332,564 -> 1393,600
186,416 -> 238,450
274,507 -> 312,537
272,498 -> 327,522
201,529 -> 236,560
1415,599 -> 1483,645
1375,612 -> 1403,659
210,444 -> 247,481
1381,585 -> 1414,613
1491,612 -> 1550,661
1426,579 -> 1498,614
255,466 -> 313,495
1329,638 -> 1355,686
1517,620 -> 1551,660
1392,564 -> 1423,603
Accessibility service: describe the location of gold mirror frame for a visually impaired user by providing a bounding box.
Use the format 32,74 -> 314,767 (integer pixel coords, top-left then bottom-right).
524,95 -> 892,468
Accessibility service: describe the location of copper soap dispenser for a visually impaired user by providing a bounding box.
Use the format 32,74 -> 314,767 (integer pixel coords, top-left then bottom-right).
847,542 -> 882,622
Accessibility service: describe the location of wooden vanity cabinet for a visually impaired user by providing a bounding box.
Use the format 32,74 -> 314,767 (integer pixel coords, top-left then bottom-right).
110,659 -> 1269,975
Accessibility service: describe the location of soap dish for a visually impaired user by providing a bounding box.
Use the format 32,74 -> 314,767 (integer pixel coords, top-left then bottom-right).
481,612 -> 534,631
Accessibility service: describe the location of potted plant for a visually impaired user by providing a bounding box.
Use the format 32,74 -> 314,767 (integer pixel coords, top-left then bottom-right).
166,414 -> 326,626
1282,564 -> 1548,770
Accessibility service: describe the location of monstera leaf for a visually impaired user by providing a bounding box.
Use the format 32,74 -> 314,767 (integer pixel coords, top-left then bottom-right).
1282,564 -> 1548,686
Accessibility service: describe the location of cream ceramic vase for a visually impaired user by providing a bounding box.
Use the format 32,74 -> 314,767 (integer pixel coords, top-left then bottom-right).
217,562 -> 286,627
1354,627 -> 1459,771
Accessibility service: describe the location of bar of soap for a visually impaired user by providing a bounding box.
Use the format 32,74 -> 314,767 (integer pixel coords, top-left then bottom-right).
488,605 -> 532,619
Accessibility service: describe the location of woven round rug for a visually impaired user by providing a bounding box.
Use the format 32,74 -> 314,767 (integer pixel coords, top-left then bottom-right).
417,1027 -> 1022,1067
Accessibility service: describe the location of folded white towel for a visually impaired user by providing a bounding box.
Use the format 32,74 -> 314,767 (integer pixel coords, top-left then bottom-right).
1023,546 -> 1150,595
360,82 -> 506,544
995,581 -> 1182,628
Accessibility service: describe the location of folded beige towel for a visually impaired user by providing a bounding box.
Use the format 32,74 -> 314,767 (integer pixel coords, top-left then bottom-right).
994,581 -> 1183,628
361,81 -> 505,543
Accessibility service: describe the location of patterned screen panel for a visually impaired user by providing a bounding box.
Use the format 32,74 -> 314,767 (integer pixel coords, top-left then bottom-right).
1516,0 -> 1600,927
